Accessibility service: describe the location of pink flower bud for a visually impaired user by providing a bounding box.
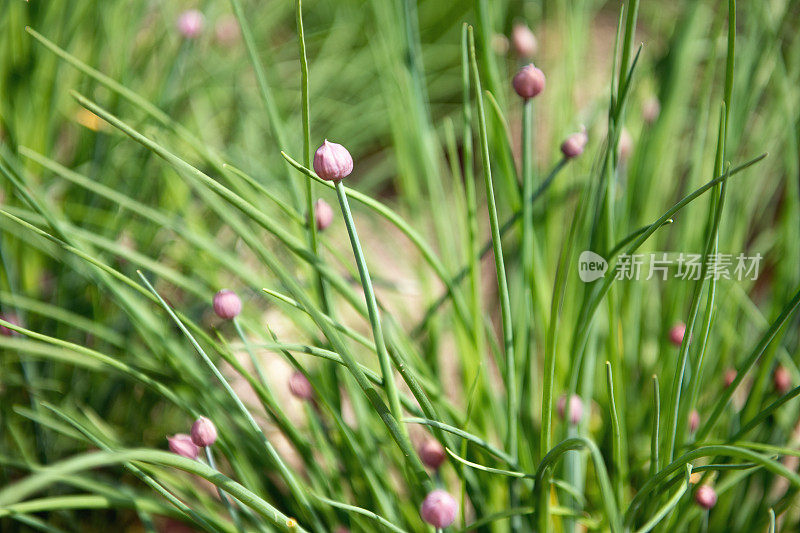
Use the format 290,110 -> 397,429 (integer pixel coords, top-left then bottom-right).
642,97 -> 661,124
0,313 -> 20,336
314,199 -> 334,231
289,371 -> 313,401
669,322 -> 686,347
511,23 -> 538,58
512,64 -> 545,100
618,128 -> 633,162
167,433 -> 199,459
191,416 -> 218,447
213,289 -> 241,319
723,368 -> 737,388
420,489 -> 458,529
689,409 -> 700,433
694,485 -> 717,509
557,394 -> 584,425
313,140 -> 353,182
418,438 -> 446,470
560,126 -> 588,159
774,364 -> 792,395
215,15 -> 240,46
177,10 -> 204,39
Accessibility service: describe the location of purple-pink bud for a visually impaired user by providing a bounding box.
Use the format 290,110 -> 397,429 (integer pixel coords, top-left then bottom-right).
0,313 -> 20,336
313,140 -> 353,182
215,15 -> 240,46
511,23 -> 537,58
191,416 -> 218,447
618,128 -> 633,162
314,199 -> 334,231
688,409 -> 700,433
642,97 -> 661,124
774,364 -> 792,395
723,368 -> 737,388
560,127 -> 588,159
512,64 -> 545,100
289,371 -> 314,401
669,322 -> 686,347
177,10 -> 204,39
418,438 -> 446,470
420,489 -> 458,529
694,485 -> 717,509
213,289 -> 242,319
168,433 -> 199,459
557,394 -> 584,425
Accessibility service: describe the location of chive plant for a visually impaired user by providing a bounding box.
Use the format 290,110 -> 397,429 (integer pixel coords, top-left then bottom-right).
1,1 -> 800,532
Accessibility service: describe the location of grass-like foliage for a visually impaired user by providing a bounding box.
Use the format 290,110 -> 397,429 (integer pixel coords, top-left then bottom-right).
1,0 -> 799,531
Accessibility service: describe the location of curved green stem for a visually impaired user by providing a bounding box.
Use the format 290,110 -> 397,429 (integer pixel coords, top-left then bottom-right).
333,181 -> 402,425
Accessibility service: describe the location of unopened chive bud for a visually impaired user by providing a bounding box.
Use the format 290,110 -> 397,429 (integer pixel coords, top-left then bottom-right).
313,140 -> 353,182
723,368 -> 737,388
689,409 -> 700,433
215,15 -> 240,46
512,64 -> 545,100
289,371 -> 314,401
191,416 -> 218,447
177,10 -> 204,38
417,438 -> 447,470
694,485 -> 717,509
618,127 -> 633,162
774,364 -> 791,395
314,199 -> 334,231
669,322 -> 686,347
167,434 -> 199,459
642,96 -> 661,124
0,313 -> 20,336
420,489 -> 458,529
511,23 -> 538,58
561,126 -> 588,159
213,289 -> 242,319
557,393 -> 584,425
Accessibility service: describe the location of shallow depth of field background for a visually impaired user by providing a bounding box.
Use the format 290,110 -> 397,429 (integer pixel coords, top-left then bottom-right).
1,0 -> 799,532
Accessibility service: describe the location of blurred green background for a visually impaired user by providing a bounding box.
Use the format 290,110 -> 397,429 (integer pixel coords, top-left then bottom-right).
1,0 -> 799,531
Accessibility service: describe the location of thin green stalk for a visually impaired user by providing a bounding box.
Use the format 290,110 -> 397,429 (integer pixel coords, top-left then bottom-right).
519,97 -> 536,459
332,181 -> 402,424
204,447 -> 243,532
651,375 -> 661,475
461,22 -> 484,379
296,0 -> 331,315
467,16 -> 517,489
605,362 -> 624,506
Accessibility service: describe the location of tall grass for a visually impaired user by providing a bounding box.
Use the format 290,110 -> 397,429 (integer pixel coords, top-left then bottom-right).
1,0 -> 799,531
